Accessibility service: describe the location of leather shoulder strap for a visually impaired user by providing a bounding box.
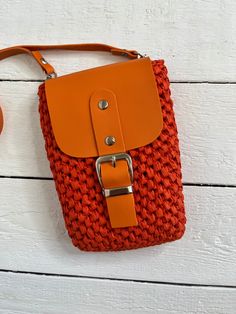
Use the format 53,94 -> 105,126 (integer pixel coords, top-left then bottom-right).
0,43 -> 139,76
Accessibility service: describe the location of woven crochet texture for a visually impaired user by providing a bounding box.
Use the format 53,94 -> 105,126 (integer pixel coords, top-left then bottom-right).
38,60 -> 186,251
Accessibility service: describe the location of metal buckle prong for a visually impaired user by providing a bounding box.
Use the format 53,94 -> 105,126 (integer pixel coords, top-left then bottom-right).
95,153 -> 133,197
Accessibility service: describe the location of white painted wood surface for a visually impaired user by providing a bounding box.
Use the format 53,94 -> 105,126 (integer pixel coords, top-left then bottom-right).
0,0 -> 235,82
1,179 -> 236,286
1,272 -> 236,314
0,0 -> 236,313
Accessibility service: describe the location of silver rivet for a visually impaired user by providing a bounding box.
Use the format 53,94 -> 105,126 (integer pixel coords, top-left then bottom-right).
98,100 -> 109,110
41,58 -> 48,65
105,136 -> 116,146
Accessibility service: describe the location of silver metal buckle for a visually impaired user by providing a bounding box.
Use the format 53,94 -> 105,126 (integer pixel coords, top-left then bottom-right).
95,153 -> 133,198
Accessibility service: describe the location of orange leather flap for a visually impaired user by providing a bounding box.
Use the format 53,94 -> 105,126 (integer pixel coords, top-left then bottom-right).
45,57 -> 163,157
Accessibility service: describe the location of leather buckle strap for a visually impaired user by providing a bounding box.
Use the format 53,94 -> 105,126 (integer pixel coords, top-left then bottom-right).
90,89 -> 138,228
96,153 -> 138,229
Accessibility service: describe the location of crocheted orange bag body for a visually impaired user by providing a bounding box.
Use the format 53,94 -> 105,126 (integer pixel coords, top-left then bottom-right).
0,44 -> 186,251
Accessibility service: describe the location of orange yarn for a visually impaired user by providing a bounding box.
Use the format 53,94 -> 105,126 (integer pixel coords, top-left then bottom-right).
38,60 -> 186,251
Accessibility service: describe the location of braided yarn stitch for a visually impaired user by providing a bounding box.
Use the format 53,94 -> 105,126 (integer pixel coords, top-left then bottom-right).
38,60 -> 186,251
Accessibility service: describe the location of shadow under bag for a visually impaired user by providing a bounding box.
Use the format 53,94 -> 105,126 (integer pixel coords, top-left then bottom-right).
0,43 -> 186,251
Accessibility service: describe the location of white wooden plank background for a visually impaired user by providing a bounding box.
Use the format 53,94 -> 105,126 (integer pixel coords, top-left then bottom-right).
1,272 -> 236,314
1,180 -> 236,286
0,0 -> 236,313
0,0 -> 235,82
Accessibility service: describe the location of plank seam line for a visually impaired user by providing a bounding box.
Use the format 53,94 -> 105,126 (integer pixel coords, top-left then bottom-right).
0,175 -> 235,188
1,79 -> 236,84
0,269 -> 235,289
183,182 -> 236,188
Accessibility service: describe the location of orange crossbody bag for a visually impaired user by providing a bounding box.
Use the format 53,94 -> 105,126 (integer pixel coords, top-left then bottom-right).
0,43 -> 186,251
